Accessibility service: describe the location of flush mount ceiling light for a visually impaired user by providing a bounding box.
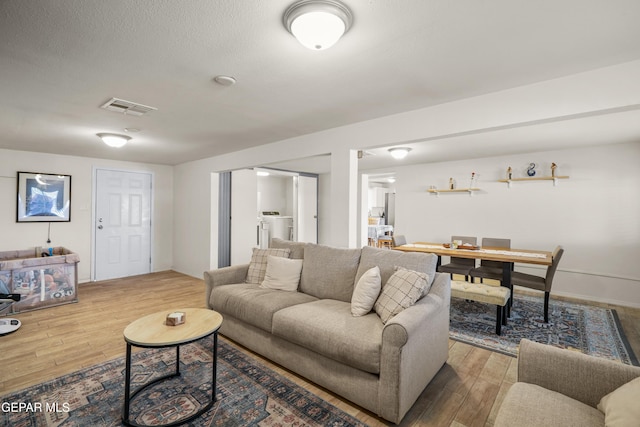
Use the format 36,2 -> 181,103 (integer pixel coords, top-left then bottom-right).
388,147 -> 412,160
283,0 -> 353,50
213,75 -> 237,86
97,133 -> 131,148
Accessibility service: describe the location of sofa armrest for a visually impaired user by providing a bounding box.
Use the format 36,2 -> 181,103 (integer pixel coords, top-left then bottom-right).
517,339 -> 640,408
203,264 -> 249,309
377,272 -> 451,422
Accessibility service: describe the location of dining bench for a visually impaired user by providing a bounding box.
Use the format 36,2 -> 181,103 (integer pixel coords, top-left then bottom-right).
450,280 -> 510,335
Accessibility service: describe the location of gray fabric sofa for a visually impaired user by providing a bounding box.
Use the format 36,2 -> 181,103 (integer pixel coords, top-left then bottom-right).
203,240 -> 451,424
495,339 -> 640,427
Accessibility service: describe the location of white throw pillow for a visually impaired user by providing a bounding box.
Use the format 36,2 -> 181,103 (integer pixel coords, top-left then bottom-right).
260,255 -> 304,291
351,266 -> 382,316
597,376 -> 640,426
245,248 -> 290,284
374,267 -> 429,324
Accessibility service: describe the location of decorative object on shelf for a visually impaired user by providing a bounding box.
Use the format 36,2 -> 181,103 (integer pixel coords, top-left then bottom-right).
428,176 -> 481,196
498,163 -> 569,188
526,162 -> 537,177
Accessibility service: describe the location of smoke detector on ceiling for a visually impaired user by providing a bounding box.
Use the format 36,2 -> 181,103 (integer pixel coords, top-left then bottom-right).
100,98 -> 158,116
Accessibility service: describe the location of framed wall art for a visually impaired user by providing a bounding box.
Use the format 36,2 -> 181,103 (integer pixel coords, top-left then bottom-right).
16,172 -> 71,222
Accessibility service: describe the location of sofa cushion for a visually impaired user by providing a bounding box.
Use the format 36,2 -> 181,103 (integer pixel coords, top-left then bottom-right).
351,266 -> 382,316
374,267 -> 429,324
272,299 -> 384,374
355,246 -> 438,295
260,255 -> 303,291
299,243 -> 361,302
495,382 -> 604,427
270,238 -> 306,259
597,376 -> 640,427
210,283 -> 317,332
245,248 -> 291,284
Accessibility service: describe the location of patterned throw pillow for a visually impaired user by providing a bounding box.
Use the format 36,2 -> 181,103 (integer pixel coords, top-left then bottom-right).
374,267 -> 429,324
245,248 -> 291,284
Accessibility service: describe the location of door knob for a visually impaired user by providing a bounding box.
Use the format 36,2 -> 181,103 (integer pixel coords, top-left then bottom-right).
97,225 -> 103,230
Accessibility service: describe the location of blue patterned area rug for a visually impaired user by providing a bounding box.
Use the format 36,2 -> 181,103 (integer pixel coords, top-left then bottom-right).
1,337 -> 367,426
450,293 -> 638,365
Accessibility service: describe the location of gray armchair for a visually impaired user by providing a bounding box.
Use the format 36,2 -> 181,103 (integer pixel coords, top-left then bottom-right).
495,339 -> 640,427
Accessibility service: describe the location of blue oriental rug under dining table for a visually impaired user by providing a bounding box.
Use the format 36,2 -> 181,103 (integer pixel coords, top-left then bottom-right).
450,293 -> 638,365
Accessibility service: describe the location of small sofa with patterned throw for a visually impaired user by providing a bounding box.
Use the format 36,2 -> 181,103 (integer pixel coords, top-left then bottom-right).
495,339 -> 640,427
204,239 -> 450,424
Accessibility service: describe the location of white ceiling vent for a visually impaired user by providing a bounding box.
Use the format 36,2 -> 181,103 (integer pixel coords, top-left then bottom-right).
100,98 -> 157,116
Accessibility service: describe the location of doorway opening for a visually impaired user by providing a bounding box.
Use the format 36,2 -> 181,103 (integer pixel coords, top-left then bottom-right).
218,168 -> 318,267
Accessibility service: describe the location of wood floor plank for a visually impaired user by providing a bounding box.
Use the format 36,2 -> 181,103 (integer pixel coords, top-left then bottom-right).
454,377 -> 500,427
0,270 -> 637,427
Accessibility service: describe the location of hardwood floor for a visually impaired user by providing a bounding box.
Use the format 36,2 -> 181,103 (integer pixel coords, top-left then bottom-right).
1,271 -> 638,426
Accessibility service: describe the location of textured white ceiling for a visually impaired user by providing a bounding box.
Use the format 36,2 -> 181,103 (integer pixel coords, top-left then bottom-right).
1,0 -> 640,167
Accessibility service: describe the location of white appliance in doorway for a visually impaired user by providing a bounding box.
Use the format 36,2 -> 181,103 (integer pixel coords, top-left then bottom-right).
259,212 -> 293,248
93,169 -> 152,281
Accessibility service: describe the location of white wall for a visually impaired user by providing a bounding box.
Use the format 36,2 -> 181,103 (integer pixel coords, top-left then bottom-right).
258,175 -> 291,215
391,142 -> 640,307
0,148 -> 174,283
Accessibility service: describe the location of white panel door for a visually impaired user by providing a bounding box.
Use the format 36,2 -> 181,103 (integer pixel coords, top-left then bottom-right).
95,169 -> 152,280
297,175 -> 318,243
230,169 -> 258,265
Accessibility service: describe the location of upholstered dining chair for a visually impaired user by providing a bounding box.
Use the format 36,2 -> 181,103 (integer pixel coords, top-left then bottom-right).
510,246 -> 564,323
437,235 -> 477,280
469,237 -> 511,284
392,234 -> 406,247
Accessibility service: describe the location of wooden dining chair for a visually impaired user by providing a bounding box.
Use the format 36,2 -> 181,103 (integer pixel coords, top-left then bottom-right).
510,246 -> 564,322
437,235 -> 477,280
469,237 -> 511,284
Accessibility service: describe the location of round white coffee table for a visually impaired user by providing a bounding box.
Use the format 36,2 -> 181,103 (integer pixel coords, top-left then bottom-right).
122,308 -> 223,427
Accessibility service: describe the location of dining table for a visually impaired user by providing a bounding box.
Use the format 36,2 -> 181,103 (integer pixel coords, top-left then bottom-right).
394,242 -> 553,312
